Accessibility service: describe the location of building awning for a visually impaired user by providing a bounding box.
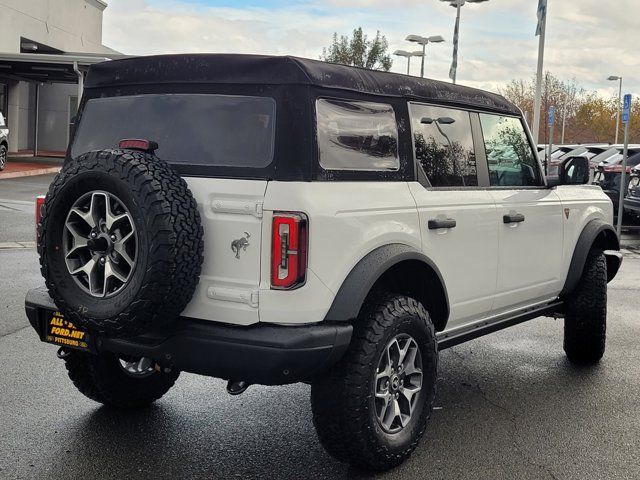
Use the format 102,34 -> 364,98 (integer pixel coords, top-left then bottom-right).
0,52 -> 117,84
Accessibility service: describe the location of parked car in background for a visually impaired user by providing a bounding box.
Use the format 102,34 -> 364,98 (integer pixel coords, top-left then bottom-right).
584,145 -> 615,159
623,165 -> 640,222
590,147 -> 622,170
0,112 -> 8,171
593,150 -> 640,216
547,144 -> 613,175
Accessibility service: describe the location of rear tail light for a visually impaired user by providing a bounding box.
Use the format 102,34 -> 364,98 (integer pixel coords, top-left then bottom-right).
35,195 -> 46,241
271,212 -> 308,290
118,138 -> 158,153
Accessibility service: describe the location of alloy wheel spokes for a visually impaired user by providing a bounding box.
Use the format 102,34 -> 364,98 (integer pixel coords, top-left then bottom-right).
63,191 -> 137,298
374,334 -> 423,434
118,356 -> 154,377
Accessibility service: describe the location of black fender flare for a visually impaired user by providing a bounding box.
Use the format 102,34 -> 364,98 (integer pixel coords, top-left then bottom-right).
323,243 -> 449,324
560,218 -> 621,297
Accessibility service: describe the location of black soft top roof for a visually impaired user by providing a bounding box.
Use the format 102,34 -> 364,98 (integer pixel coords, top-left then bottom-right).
85,54 -> 520,116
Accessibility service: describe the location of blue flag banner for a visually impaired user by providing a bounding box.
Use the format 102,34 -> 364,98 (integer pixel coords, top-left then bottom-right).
536,0 -> 547,36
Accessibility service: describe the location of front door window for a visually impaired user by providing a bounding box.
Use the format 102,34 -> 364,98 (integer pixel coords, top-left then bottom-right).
478,113 -> 542,187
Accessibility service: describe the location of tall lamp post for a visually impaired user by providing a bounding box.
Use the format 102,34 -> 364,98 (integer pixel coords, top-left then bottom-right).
405,34 -> 445,78
393,50 -> 424,75
440,0 -> 489,84
608,75 -> 623,144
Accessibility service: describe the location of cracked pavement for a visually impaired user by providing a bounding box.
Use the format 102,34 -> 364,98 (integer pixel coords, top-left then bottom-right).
1,174 -> 639,479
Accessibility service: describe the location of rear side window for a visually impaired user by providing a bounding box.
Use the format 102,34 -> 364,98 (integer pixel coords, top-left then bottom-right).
479,114 -> 541,187
71,94 -> 276,167
410,104 -> 478,187
316,98 -> 399,171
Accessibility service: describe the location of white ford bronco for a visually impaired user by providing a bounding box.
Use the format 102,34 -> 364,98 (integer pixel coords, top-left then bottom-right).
25,54 -> 622,471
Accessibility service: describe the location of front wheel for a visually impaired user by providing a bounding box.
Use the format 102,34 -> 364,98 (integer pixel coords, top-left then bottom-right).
311,294 -> 438,471
563,251 -> 607,364
64,350 -> 180,408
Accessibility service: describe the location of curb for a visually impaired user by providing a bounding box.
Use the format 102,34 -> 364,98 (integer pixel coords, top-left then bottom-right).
0,167 -> 61,180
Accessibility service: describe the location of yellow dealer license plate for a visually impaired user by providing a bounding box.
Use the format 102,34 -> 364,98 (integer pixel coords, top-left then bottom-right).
43,310 -> 92,352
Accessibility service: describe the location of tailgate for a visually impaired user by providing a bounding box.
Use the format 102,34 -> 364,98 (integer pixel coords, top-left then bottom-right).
181,177 -> 267,326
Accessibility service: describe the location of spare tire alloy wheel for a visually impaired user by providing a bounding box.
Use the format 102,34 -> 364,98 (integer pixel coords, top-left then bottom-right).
63,191 -> 137,297
375,334 -> 423,434
39,149 -> 204,338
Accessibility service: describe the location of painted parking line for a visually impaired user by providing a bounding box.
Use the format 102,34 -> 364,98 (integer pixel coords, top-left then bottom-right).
0,199 -> 35,214
0,241 -> 36,250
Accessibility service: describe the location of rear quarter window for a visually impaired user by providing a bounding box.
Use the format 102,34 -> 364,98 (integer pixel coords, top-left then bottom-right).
316,98 -> 399,171
72,94 -> 276,168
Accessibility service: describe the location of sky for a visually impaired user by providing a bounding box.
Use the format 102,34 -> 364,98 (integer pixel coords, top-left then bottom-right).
101,0 -> 640,98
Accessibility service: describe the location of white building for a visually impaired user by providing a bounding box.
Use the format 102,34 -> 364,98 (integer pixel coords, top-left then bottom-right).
0,0 -> 119,155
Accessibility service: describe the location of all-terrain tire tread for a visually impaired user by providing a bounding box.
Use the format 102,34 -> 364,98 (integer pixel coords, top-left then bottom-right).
38,149 -> 204,337
563,250 -> 607,363
64,351 -> 179,408
311,294 -> 438,471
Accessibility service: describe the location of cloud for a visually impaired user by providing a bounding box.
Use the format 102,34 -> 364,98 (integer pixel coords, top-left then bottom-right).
102,0 -> 640,96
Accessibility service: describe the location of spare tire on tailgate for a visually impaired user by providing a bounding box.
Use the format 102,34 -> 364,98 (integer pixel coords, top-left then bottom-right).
38,148 -> 204,338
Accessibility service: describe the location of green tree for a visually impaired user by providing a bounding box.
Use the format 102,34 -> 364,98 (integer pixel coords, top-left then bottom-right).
320,27 -> 392,71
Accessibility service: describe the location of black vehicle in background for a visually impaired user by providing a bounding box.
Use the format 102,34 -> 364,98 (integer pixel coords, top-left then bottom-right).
593,151 -> 640,217
624,165 -> 640,222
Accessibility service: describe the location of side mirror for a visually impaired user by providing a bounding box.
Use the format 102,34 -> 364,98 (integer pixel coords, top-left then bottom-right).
558,156 -> 590,185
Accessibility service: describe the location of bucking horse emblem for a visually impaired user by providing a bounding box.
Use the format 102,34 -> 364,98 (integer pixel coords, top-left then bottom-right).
231,232 -> 251,259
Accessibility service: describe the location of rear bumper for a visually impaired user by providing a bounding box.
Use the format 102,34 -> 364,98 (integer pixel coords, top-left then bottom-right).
25,287 -> 352,386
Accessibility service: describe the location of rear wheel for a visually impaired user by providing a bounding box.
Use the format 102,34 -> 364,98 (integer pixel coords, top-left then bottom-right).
311,294 -> 438,471
64,350 -> 179,408
563,251 -> 607,364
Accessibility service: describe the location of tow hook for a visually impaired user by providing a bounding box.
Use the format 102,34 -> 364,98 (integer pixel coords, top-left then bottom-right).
56,347 -> 72,360
226,380 -> 250,395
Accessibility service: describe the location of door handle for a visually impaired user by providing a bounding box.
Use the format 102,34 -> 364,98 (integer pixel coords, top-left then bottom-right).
503,212 -> 525,224
428,218 -> 457,230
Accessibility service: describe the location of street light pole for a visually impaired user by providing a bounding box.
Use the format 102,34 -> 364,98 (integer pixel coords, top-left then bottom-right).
609,76 -> 623,144
405,34 -> 445,78
561,92 -> 568,144
393,50 -> 424,76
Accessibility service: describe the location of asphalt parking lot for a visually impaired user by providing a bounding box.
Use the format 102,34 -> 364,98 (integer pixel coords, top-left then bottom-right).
1,174 -> 639,479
